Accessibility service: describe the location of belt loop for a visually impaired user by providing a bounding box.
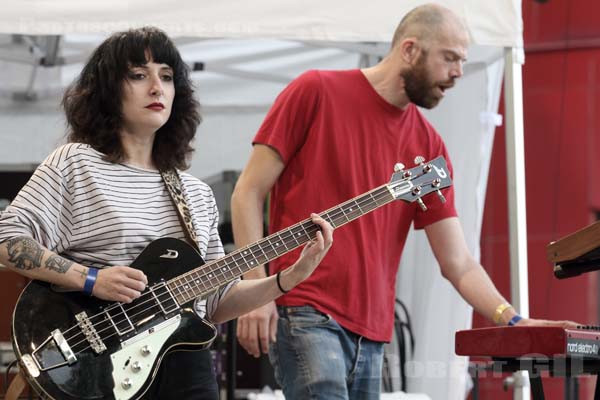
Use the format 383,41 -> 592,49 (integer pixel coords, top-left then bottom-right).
277,305 -> 288,318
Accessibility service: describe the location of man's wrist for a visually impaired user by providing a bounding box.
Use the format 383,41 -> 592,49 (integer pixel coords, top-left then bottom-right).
493,302 -> 514,325
499,306 -> 519,326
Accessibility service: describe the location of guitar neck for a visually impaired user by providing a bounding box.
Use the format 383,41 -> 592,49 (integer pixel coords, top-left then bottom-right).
166,183 -> 401,305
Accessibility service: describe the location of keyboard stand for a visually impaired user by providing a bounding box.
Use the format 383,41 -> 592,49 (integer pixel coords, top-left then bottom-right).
468,357 -> 600,400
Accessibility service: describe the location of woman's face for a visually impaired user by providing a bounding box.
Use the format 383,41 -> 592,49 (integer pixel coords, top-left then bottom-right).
120,59 -> 175,136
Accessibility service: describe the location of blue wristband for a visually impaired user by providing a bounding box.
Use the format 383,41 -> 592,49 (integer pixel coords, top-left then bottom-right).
83,268 -> 98,296
508,314 -> 523,326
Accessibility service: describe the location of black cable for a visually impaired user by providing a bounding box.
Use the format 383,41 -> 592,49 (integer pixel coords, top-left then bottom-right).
394,298 -> 415,392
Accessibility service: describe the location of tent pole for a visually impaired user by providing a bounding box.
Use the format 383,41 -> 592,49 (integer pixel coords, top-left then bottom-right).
504,46 -> 531,400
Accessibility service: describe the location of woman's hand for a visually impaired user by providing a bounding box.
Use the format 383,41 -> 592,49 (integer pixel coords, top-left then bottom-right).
279,213 -> 334,289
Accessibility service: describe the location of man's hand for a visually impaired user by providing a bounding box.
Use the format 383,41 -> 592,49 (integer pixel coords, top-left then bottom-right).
514,317 -> 579,329
236,302 -> 278,357
93,266 -> 148,303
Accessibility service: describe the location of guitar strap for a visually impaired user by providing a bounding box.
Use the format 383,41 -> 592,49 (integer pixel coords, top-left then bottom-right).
161,169 -> 200,251
5,371 -> 26,400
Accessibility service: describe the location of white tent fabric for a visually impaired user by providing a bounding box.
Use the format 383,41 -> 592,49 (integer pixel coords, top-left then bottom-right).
0,0 -> 521,46
0,2 -> 524,399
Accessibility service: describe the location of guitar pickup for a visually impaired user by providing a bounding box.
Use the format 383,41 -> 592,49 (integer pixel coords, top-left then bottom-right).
149,282 -> 179,316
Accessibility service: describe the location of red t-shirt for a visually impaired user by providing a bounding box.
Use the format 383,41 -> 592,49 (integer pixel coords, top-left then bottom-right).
254,69 -> 457,341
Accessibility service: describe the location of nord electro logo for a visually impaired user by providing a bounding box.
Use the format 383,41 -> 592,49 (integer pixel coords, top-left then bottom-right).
567,339 -> 600,356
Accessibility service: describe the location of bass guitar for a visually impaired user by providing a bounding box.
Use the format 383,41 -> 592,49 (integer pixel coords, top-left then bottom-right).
11,156 -> 451,399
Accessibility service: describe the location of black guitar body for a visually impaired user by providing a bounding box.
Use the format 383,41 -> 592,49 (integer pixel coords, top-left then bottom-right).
11,238 -> 217,400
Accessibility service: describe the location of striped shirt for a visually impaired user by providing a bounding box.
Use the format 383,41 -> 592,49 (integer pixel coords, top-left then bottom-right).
0,143 -> 234,319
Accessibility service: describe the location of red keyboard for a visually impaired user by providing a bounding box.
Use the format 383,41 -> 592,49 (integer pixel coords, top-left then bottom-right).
455,326 -> 600,358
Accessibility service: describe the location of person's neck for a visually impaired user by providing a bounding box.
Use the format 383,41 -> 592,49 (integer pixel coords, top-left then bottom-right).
119,129 -> 157,170
360,57 -> 411,109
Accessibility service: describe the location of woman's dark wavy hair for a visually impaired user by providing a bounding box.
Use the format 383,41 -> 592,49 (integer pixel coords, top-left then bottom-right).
63,26 -> 200,171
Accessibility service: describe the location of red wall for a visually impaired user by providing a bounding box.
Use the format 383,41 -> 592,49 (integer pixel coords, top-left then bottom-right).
473,0 -> 600,398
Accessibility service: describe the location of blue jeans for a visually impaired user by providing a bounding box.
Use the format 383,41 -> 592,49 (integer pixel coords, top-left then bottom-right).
269,305 -> 383,400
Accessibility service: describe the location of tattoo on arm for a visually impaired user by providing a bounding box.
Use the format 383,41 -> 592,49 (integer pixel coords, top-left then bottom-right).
74,267 -> 87,279
6,237 -> 44,270
45,255 -> 74,274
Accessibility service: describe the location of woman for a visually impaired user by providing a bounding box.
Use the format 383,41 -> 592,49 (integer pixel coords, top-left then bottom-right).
0,27 -> 333,399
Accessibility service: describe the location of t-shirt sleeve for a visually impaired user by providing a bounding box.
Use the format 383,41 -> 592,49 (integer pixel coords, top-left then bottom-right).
253,70 -> 322,164
0,162 -> 72,252
412,130 -> 458,230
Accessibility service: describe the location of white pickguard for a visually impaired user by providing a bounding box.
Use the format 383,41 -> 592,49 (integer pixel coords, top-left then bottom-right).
111,315 -> 181,400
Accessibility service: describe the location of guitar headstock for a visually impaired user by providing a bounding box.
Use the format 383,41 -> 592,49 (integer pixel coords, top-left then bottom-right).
387,156 -> 452,211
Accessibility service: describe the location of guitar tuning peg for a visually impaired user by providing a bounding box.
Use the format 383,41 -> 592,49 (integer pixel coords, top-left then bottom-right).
414,156 -> 425,165
394,163 -> 405,172
417,198 -> 428,211
436,190 -> 446,203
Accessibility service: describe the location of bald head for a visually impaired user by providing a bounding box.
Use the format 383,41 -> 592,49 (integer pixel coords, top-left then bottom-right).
391,4 -> 469,49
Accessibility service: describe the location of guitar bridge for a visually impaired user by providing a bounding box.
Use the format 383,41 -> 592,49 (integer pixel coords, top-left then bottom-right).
76,311 -> 107,354
25,329 -> 77,374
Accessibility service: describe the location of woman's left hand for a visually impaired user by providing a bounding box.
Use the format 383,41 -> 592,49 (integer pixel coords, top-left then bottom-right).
281,213 -> 334,286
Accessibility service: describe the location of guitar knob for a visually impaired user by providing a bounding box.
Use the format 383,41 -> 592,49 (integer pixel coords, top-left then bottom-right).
141,345 -> 151,356
416,198 -> 427,211
414,156 -> 425,165
121,378 -> 133,390
394,163 -> 405,172
131,361 -> 142,372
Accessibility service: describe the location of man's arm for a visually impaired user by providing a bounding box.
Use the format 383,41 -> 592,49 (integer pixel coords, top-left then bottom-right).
0,236 -> 147,303
425,217 -> 576,327
230,144 -> 285,357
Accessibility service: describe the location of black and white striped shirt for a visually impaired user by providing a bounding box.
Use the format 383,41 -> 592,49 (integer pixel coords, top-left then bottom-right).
0,143 -> 233,319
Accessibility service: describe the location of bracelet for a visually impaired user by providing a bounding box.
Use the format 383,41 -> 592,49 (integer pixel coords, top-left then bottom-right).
276,271 -> 290,294
493,302 -> 513,324
508,314 -> 523,326
83,268 -> 99,296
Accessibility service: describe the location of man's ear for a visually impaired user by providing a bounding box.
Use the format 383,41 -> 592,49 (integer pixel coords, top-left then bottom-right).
397,38 -> 419,65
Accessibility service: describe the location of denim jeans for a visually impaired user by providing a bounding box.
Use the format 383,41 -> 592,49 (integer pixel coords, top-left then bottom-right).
269,305 -> 384,400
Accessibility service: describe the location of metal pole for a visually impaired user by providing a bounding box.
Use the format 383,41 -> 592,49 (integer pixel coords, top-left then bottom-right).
504,46 -> 531,400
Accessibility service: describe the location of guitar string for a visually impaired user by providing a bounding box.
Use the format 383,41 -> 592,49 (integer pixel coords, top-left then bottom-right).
62,187 -> 388,351
63,180 -> 414,351
65,180 -> 433,352
64,177 -> 439,353
62,186 -> 397,351
66,207 -> 357,352
68,178 -> 441,354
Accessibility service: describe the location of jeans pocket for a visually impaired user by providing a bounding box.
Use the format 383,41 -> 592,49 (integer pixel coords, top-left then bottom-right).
285,306 -> 332,329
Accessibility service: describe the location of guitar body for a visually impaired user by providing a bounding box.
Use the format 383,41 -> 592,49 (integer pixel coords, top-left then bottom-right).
11,238 -> 217,400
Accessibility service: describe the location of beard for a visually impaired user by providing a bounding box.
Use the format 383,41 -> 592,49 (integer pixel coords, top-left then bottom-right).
401,54 -> 446,109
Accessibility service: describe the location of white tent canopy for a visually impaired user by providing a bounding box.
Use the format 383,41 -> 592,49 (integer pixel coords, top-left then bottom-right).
0,0 -> 521,46
0,1 -> 528,399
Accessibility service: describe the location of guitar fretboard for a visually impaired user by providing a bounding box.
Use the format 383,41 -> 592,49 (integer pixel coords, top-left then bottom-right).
167,183 -> 402,305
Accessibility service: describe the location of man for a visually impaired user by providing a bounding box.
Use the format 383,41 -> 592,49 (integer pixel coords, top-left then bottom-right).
231,4 -> 574,399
